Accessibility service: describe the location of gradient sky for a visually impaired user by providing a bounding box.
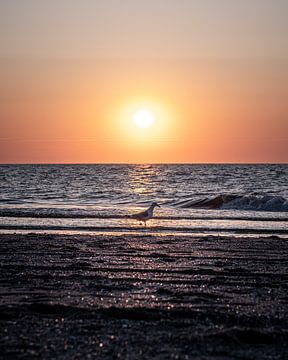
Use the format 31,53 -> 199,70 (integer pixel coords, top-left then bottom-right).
0,0 -> 287,163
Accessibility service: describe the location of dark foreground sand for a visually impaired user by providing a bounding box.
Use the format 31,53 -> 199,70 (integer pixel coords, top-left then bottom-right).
0,233 -> 287,359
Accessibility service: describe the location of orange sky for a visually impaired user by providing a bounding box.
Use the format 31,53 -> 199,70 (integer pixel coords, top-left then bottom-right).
0,0 -> 287,163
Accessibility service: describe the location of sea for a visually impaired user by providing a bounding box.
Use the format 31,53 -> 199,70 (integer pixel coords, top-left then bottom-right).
0,164 -> 287,238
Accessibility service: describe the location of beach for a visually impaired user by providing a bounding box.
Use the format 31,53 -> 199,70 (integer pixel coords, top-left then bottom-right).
1,233 -> 287,359
1,0 -> 288,357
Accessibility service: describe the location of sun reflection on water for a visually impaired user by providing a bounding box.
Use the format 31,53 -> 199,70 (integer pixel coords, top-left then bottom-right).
128,164 -> 160,199
127,164 -> 163,226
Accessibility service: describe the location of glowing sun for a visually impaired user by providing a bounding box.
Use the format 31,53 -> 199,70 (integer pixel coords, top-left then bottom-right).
133,110 -> 156,129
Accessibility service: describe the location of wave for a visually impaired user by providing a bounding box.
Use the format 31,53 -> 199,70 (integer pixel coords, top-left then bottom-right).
0,195 -> 287,219
174,195 -> 288,212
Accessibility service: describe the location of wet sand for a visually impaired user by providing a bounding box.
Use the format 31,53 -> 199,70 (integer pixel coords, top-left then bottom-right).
0,233 -> 287,359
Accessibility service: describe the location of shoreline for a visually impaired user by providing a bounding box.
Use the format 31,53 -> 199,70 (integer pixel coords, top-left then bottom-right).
1,233 -> 287,359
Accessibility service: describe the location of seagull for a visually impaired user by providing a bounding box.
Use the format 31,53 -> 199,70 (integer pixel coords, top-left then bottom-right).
131,202 -> 160,226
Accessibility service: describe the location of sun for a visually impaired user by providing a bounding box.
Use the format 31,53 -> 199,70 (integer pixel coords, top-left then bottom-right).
132,110 -> 156,129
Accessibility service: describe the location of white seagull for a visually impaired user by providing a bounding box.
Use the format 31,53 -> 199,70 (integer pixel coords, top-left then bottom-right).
131,202 -> 160,226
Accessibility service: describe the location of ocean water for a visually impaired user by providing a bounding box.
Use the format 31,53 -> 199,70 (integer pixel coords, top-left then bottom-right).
0,164 -> 287,237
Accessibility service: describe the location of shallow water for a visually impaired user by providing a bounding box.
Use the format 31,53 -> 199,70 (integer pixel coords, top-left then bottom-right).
0,164 -> 287,236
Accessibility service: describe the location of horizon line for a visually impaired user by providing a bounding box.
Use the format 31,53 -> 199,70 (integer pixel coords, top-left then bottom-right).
0,162 -> 287,166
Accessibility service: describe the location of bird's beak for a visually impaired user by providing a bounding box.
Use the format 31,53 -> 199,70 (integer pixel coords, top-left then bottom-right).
157,204 -> 161,207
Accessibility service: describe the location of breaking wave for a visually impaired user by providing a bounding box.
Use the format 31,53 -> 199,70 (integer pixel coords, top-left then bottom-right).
174,195 -> 288,212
